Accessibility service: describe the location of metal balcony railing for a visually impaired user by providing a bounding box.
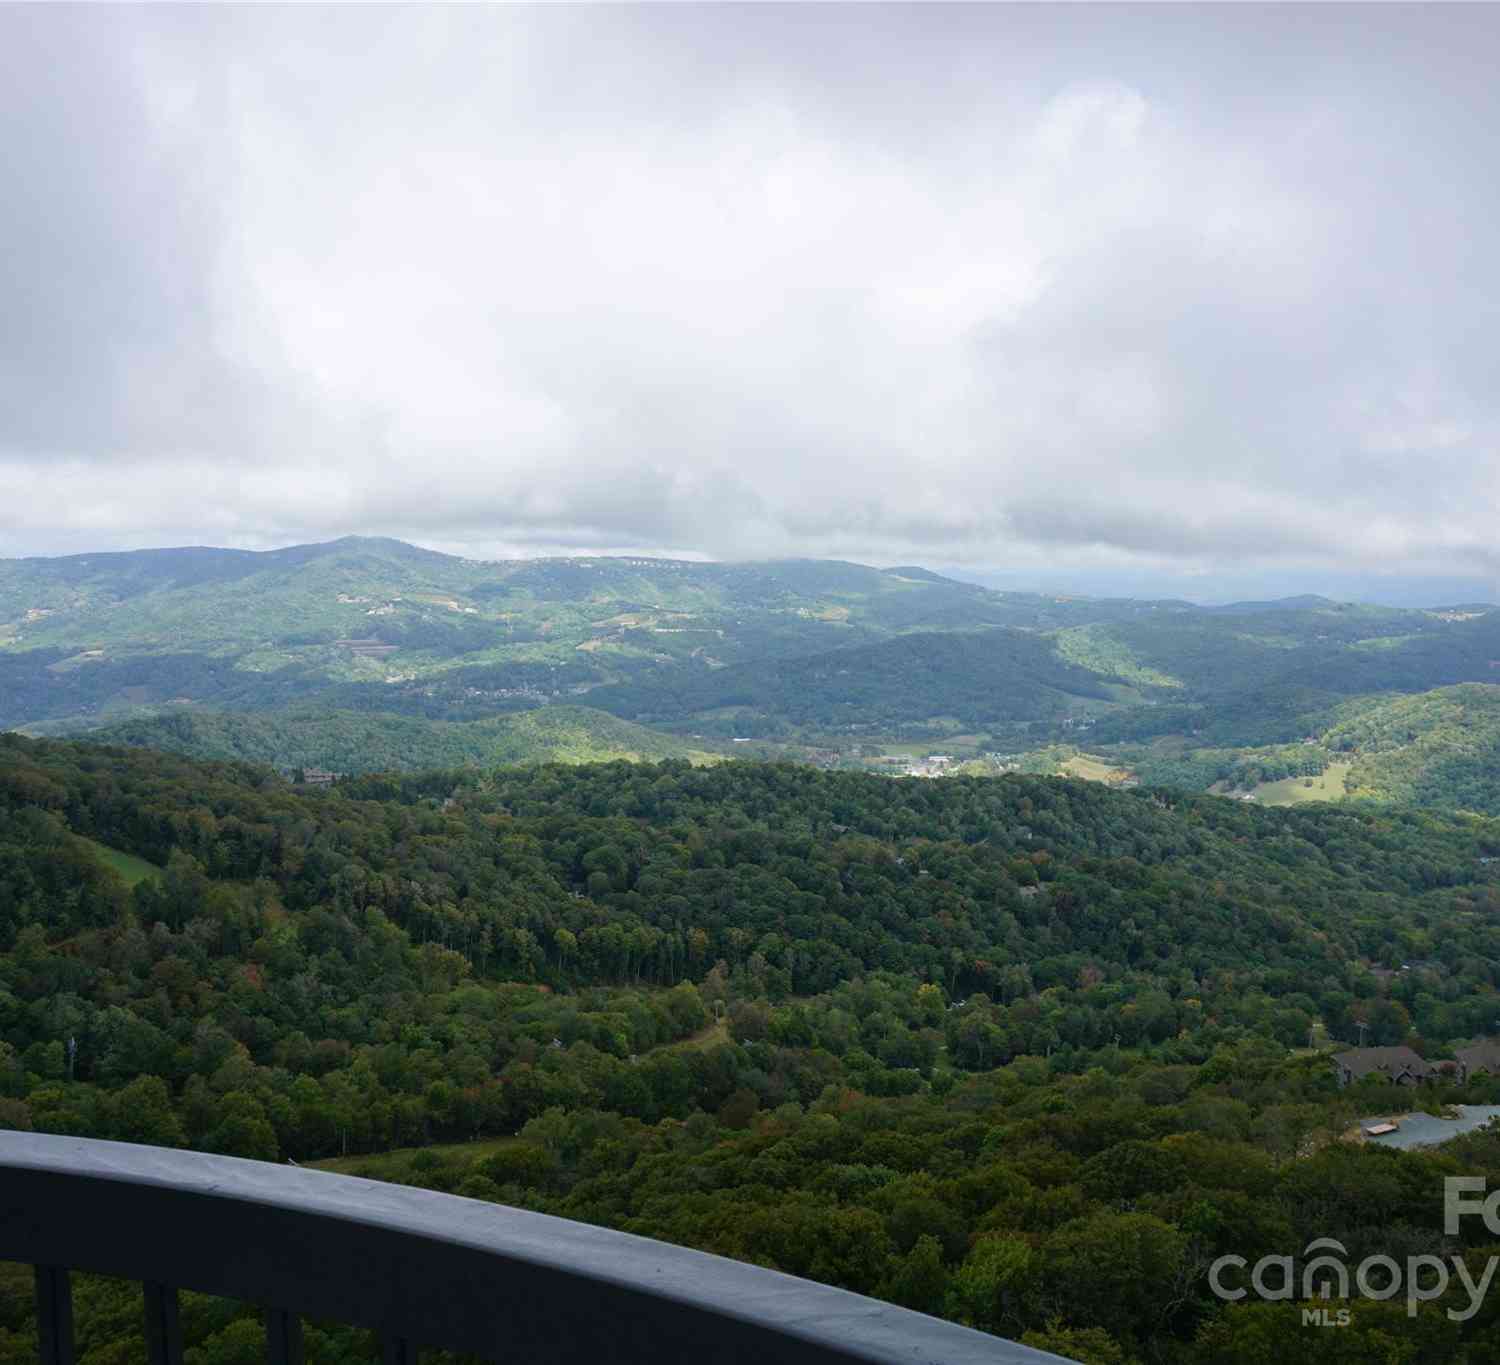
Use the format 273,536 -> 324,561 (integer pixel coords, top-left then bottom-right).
0,1133 -> 1068,1364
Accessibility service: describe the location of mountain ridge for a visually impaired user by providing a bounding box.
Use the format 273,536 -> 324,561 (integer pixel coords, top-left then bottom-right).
6,537 -> 1500,802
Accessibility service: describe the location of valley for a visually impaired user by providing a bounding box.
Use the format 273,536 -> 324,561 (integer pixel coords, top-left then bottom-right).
8,540 -> 1500,1362
5,539 -> 1500,821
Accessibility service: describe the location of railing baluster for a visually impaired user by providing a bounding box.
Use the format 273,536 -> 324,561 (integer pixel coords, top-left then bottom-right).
143,1282 -> 183,1365
265,1308 -> 304,1365
34,1265 -> 76,1365
6,1133 -> 1045,1365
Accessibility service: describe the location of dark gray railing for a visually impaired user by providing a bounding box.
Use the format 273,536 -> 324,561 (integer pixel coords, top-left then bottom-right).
0,1133 -> 1068,1364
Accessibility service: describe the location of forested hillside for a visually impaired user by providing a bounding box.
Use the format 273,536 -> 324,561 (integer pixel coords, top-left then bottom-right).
588,628 -> 1120,736
9,538 -> 1500,785
1,538 -> 1103,735
72,705 -> 721,774
5,738 -> 1500,1360
1090,684 -> 1500,817
1085,607 -> 1500,749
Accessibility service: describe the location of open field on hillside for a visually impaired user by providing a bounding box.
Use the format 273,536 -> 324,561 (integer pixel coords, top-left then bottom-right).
81,837 -> 161,886
667,1017 -> 731,1052
1247,761 -> 1353,805
1059,752 -> 1133,783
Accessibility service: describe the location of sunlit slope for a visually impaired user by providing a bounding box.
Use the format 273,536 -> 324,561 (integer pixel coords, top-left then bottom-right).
1093,684 -> 1500,814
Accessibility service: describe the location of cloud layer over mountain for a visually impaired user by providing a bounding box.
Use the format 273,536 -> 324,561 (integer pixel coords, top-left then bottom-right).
2,6 -> 1497,597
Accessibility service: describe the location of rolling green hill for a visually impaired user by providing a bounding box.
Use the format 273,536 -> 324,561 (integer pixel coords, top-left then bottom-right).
1067,683 -> 1500,815
1,537 -> 1134,734
588,626 -> 1123,738
0,536 -> 1078,665
8,538 -> 1500,793
71,705 -> 720,773
1082,605 -> 1500,747
1332,685 -> 1500,812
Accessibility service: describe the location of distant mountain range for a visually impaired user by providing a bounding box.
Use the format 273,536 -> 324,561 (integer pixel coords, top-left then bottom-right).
0,534 -> 1193,736
4,536 -> 1499,797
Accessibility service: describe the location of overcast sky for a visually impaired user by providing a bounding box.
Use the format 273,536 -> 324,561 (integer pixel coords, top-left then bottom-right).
2,4 -> 1497,602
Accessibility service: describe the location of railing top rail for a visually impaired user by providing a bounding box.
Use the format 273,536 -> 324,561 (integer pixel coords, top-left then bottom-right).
0,1133 -> 1068,1364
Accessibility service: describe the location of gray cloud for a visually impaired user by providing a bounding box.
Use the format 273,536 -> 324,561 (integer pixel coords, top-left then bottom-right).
1,5 -> 1497,600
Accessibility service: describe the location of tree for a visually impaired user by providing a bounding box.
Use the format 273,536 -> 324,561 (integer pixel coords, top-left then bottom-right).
1365,997 -> 1413,1047
1079,1140 -> 1186,1206
0,1097 -> 32,1131
100,1076 -> 184,1148
947,1235 -> 1035,1334
202,1091 -> 278,1162
717,1088 -> 760,1130
881,1234 -> 948,1315
603,1068 -> 654,1120
187,1318 -> 268,1365
1039,1213 -> 1187,1345
1191,1299 -> 1460,1364
477,1143 -> 558,1188
1020,1321 -> 1131,1365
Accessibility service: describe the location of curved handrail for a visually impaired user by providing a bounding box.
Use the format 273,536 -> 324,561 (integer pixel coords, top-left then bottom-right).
0,1133 -> 1068,1364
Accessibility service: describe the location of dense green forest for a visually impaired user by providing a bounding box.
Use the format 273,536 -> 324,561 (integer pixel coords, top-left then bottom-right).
5,737 -> 1500,1360
587,627 -> 1120,736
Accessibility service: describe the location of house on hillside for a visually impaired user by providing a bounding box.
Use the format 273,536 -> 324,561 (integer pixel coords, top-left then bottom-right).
1332,1045 -> 1435,1088
1456,1039 -> 1500,1085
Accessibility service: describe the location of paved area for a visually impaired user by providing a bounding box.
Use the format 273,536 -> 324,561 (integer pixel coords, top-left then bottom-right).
1360,1105 -> 1500,1149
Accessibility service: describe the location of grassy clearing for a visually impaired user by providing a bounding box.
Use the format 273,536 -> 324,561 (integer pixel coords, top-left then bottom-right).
1250,761 -> 1353,806
81,837 -> 161,886
1290,1020 -> 1334,1056
667,1017 -> 731,1052
1059,753 -> 1133,784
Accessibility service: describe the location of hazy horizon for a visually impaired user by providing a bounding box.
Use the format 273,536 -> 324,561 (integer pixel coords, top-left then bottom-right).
4,530 -> 1494,611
